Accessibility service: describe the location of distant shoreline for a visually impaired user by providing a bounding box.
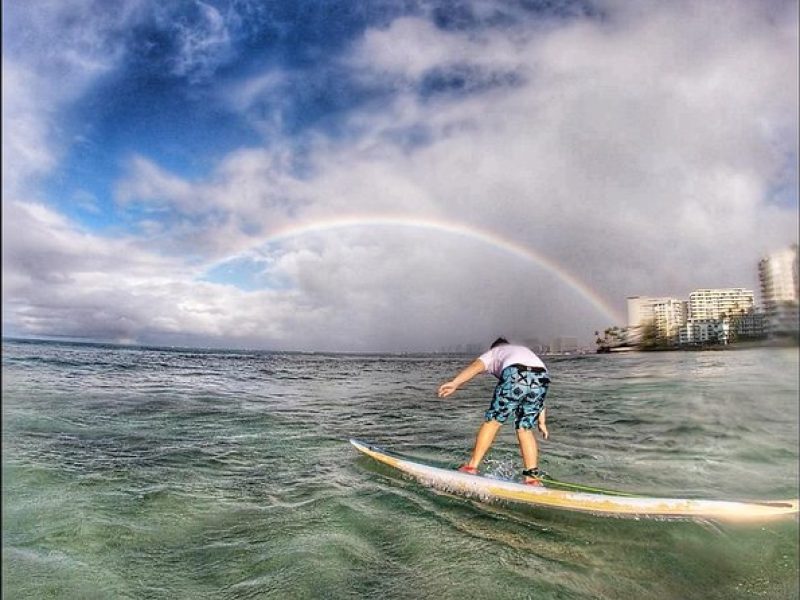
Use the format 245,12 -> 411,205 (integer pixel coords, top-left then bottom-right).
597,337 -> 799,354
4,336 -> 797,357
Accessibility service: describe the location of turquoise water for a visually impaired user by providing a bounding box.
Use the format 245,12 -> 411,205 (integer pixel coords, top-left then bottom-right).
2,339 -> 798,599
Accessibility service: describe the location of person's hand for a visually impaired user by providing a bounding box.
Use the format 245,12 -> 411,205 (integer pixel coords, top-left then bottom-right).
538,420 -> 549,440
438,381 -> 458,398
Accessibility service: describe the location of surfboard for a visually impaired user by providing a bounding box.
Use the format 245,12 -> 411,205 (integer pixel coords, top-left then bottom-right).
350,439 -> 799,521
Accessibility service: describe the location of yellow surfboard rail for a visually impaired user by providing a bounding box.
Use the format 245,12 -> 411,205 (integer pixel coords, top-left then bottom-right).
350,439 -> 799,522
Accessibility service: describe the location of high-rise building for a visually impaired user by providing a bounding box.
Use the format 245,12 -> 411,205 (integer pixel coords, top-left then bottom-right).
550,337 -> 578,354
679,319 -> 721,345
627,296 -> 669,329
520,337 -> 548,355
670,289 -> 755,346
626,296 -> 676,342
688,289 -> 754,320
758,245 -> 799,337
652,299 -> 688,343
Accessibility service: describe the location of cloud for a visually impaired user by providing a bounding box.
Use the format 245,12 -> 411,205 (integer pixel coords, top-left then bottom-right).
1,199 -> 311,346
1,62 -> 59,194
114,150 -> 312,260
1,0 -> 143,197
157,0 -> 234,81
3,0 -> 798,350
330,0 -> 798,294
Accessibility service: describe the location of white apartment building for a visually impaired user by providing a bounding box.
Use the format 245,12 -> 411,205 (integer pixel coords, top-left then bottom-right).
628,288 -> 767,346
679,289 -> 756,345
626,296 -> 676,342
652,299 -> 688,343
679,313 -> 767,346
758,245 -> 799,336
679,319 -> 722,345
688,288 -> 754,320
627,296 -> 671,329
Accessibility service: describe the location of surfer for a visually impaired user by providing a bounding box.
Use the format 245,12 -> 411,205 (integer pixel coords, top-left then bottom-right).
438,337 -> 550,485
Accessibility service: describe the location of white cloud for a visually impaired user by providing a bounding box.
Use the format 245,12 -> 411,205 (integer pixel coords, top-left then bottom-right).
1,1 -> 143,197
3,0 -> 798,350
331,0 -> 799,295
163,0 -> 233,81
227,71 -> 287,114
1,200 -> 312,346
116,156 -> 198,211
1,62 -> 59,194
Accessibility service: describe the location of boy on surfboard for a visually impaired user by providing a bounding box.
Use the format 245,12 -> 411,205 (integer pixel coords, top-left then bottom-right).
438,337 -> 550,485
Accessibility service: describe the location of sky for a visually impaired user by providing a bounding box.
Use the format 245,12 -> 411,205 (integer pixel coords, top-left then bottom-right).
2,0 -> 798,352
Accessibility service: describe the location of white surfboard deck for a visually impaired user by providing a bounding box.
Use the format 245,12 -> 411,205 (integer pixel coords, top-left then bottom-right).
350,439 -> 799,521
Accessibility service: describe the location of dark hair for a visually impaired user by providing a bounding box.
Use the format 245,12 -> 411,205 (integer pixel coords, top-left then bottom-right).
490,337 -> 509,349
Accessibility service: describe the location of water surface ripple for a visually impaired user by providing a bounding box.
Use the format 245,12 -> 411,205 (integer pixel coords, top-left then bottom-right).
3,340 -> 798,599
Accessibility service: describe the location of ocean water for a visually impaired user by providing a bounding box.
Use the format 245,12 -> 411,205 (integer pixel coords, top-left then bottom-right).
2,339 -> 798,600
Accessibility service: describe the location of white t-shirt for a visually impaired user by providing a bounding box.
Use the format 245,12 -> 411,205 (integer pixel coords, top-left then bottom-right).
478,344 -> 546,378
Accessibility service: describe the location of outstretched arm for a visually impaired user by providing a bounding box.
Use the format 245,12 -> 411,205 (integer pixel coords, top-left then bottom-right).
438,359 -> 486,397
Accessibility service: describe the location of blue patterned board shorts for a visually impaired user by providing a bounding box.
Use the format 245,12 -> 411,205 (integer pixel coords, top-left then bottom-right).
485,364 -> 550,430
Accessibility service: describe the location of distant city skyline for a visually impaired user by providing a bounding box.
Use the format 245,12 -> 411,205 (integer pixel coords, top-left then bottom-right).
618,244 -> 799,346
3,1 -> 798,352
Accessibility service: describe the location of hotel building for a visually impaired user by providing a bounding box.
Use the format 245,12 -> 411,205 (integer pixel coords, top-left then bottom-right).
680,288 -> 756,345
652,299 -> 688,344
624,288 -> 761,346
626,296 -> 676,342
687,288 -> 754,320
758,244 -> 799,337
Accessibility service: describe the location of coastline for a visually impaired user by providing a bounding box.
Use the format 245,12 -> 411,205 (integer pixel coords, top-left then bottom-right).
598,337 -> 799,353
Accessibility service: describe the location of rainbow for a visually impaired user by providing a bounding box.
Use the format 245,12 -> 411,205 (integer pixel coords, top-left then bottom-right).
212,215 -> 624,324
